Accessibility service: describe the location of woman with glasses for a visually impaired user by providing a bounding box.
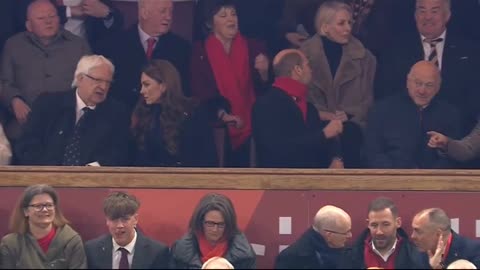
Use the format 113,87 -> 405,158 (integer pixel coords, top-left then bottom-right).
0,184 -> 87,269
130,60 -> 219,167
170,193 -> 256,269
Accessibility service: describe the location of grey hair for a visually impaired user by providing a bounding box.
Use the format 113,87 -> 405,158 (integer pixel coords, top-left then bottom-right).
312,205 -> 350,232
201,257 -> 235,269
447,259 -> 477,269
71,55 -> 115,88
415,0 -> 451,13
315,0 -> 353,35
416,208 -> 451,231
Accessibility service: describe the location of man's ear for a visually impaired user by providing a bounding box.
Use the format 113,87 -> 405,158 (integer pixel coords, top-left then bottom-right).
26,20 -> 32,32
395,217 -> 402,229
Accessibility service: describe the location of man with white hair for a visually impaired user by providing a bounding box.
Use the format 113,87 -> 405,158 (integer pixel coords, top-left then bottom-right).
411,208 -> 480,269
447,259 -> 477,269
201,256 -> 235,269
275,205 -> 352,269
99,0 -> 191,112
15,55 -> 130,166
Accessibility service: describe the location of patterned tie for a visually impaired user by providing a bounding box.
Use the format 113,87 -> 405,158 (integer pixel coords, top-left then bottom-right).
62,107 -> 92,166
146,37 -> 157,60
424,38 -> 444,67
118,247 -> 130,269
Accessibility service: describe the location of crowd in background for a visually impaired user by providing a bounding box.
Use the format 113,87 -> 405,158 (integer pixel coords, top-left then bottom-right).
0,0 -> 478,169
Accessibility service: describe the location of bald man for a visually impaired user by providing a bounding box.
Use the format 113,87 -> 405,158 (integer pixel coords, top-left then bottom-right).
411,208 -> 480,269
1,0 -> 90,140
98,0 -> 190,112
366,60 -> 461,169
252,49 -> 343,168
275,205 -> 352,269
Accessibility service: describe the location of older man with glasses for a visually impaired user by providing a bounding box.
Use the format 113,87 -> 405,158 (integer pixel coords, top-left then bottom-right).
15,54 -> 130,166
275,205 -> 352,269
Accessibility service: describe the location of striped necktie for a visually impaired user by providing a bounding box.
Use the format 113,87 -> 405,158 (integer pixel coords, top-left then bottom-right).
424,38 -> 444,67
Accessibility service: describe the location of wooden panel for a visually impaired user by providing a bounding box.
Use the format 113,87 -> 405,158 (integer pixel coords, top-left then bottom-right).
0,167 -> 480,191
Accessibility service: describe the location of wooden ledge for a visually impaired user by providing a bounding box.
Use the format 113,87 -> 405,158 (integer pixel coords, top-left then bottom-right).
0,166 -> 479,191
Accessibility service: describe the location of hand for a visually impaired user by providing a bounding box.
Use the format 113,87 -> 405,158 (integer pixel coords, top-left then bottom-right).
11,97 -> 31,125
335,110 -> 349,122
427,131 -> 449,150
254,53 -> 269,81
329,157 -> 344,169
70,5 -> 85,17
323,120 -> 343,139
82,0 -> 110,18
285,32 -> 308,47
222,113 -> 244,129
428,234 -> 446,269
319,111 -> 336,121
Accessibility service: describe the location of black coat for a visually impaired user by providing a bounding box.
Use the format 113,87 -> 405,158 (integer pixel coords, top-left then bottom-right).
84,231 -> 170,269
275,227 -> 346,269
99,26 -> 191,111
252,87 -> 333,168
170,232 -> 256,269
366,93 -> 461,169
375,32 -> 480,134
442,231 -> 480,268
343,228 -> 426,269
132,102 -> 219,167
14,91 -> 130,166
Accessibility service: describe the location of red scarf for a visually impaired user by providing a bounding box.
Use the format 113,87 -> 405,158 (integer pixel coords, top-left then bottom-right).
37,226 -> 56,253
196,232 -> 228,263
205,34 -> 255,149
273,77 -> 308,122
442,233 -> 453,261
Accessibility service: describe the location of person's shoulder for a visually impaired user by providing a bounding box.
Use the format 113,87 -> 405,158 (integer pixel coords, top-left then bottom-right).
229,232 -> 255,257
137,232 -> 168,251
1,233 -> 21,246
84,234 -> 110,249
163,32 -> 190,49
4,32 -> 27,46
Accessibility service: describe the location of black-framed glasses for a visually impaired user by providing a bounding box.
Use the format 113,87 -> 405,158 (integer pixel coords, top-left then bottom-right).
204,221 -> 226,229
323,228 -> 352,236
83,73 -> 113,85
28,203 -> 55,212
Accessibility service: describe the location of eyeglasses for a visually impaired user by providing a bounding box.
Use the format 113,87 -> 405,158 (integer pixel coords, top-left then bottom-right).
204,221 -> 226,229
323,228 -> 352,236
83,73 -> 113,85
28,203 -> 55,212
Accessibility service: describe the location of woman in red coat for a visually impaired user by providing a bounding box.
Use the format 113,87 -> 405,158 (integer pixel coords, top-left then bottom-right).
191,0 -> 271,167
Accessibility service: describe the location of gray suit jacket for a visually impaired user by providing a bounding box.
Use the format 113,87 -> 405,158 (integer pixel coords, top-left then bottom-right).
447,121 -> 480,161
84,231 -> 170,269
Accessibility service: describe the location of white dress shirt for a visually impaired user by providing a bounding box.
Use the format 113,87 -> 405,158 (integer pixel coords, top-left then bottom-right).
75,90 -> 96,123
371,238 -> 398,262
421,30 -> 447,70
138,25 -> 158,53
112,230 -> 137,269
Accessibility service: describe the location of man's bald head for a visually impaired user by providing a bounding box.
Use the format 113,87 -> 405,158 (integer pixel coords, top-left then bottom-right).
313,205 -> 352,248
26,0 -> 60,44
138,0 -> 173,37
273,49 -> 311,84
407,60 -> 442,108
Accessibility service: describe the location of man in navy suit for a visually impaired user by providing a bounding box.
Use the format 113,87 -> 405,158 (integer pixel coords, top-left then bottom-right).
411,208 -> 480,269
14,54 -> 130,166
375,0 -> 480,136
85,191 -> 170,269
99,0 -> 191,112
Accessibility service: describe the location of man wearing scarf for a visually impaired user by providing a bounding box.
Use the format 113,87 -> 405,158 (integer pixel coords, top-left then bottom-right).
252,49 -> 343,168
275,205 -> 352,269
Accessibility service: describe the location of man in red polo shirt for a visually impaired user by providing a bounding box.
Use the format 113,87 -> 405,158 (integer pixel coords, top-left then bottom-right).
411,208 -> 480,269
344,197 -> 425,268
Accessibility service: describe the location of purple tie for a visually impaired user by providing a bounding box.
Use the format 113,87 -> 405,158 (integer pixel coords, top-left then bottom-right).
118,247 -> 129,269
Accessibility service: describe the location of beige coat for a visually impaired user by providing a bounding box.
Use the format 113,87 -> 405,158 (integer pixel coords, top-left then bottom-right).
300,34 -> 376,129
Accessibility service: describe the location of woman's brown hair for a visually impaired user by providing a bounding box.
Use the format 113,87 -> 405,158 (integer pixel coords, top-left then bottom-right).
131,60 -> 196,155
9,184 -> 69,234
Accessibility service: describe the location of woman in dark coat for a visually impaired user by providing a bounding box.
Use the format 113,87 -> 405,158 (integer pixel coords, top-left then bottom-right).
131,60 -> 218,167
